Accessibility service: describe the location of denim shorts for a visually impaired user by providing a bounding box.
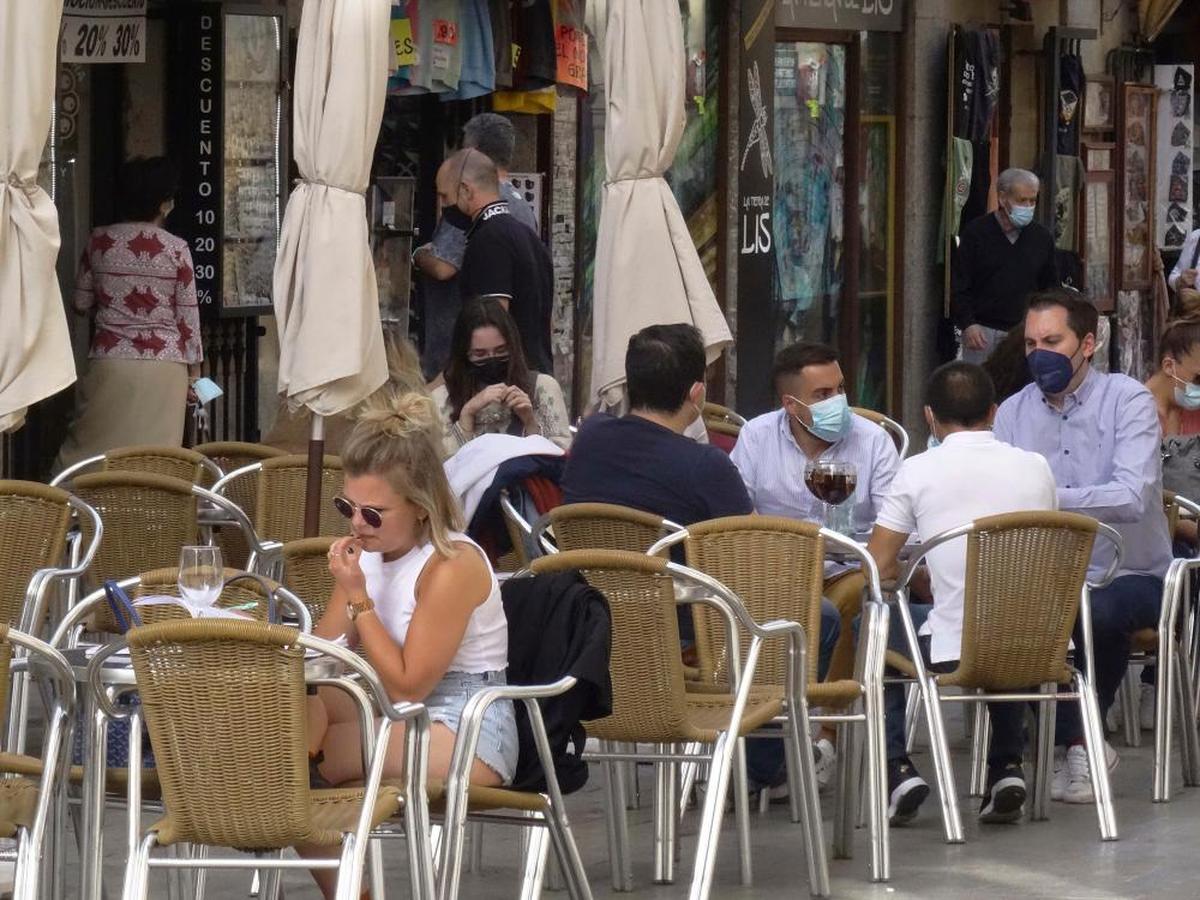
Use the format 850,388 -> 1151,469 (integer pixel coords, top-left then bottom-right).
426,670 -> 519,785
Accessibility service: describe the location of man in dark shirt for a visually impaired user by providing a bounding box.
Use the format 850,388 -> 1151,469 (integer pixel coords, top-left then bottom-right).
435,148 -> 554,372
952,168 -> 1058,364
563,323 -> 839,793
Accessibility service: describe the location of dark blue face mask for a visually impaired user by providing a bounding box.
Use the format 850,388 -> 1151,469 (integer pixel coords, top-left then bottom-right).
1027,347 -> 1081,395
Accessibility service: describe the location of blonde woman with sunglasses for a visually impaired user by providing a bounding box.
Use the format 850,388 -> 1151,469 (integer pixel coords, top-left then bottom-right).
302,390 -> 517,899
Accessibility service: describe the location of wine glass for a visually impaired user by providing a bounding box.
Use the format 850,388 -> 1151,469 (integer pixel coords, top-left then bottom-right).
178,546 -> 224,607
803,459 -> 859,536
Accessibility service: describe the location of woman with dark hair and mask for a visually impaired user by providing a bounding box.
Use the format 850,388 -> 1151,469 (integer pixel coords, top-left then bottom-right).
430,297 -> 571,458
1145,317 -> 1200,438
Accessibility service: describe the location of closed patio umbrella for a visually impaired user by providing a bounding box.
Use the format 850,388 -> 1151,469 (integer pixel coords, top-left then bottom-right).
0,0 -> 76,433
273,0 -> 390,533
590,0 -> 732,409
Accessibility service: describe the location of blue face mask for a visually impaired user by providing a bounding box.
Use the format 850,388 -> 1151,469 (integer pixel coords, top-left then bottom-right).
926,434 -> 941,451
1171,372 -> 1200,410
1027,347 -> 1080,395
1008,203 -> 1035,228
788,393 -> 851,443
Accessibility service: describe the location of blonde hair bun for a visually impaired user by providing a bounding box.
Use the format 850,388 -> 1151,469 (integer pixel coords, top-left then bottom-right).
355,390 -> 437,439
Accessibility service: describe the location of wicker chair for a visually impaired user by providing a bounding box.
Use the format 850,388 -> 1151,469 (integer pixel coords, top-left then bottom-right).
850,407 -> 910,458
531,550 -> 829,899
280,537 -> 337,624
656,515 -> 890,881
100,619 -> 434,899
69,472 -> 278,631
892,511 -> 1123,843
51,445 -> 220,488
531,503 -> 684,556
0,625 -> 76,899
0,481 -> 102,758
196,442 -> 287,568
212,454 -> 346,548
1109,491 -> 1200,801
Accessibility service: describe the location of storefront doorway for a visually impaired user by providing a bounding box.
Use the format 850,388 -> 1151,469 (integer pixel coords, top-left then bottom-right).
772,31 -> 899,413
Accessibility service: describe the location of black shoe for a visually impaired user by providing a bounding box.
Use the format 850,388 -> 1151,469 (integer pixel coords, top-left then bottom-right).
979,761 -> 1026,824
887,757 -> 929,826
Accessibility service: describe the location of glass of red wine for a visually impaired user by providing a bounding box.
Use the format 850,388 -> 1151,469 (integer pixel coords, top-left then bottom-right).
803,459 -> 858,536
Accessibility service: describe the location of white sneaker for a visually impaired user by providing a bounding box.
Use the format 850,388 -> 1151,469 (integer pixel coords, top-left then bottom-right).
1051,746 -> 1068,801
1059,743 -> 1120,805
1139,682 -> 1156,732
814,738 -> 836,790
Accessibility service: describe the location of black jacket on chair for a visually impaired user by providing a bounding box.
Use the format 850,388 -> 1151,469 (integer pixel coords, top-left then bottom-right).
501,570 -> 612,794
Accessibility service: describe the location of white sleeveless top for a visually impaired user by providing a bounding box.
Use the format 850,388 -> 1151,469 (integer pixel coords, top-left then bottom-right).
357,532 -> 508,674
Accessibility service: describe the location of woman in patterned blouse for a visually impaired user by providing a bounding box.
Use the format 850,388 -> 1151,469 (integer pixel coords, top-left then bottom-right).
431,297 -> 571,458
54,158 -> 204,471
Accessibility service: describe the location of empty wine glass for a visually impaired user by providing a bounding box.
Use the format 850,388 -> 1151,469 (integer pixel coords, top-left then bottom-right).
803,459 -> 858,536
178,546 -> 224,607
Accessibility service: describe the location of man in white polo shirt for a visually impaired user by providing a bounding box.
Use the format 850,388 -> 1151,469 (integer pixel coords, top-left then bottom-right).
867,361 -> 1057,827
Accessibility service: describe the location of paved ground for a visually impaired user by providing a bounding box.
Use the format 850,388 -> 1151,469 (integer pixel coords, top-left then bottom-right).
72,709 -> 1200,899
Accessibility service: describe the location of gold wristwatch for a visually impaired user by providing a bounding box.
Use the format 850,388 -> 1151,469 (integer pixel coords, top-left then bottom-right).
347,594 -> 375,622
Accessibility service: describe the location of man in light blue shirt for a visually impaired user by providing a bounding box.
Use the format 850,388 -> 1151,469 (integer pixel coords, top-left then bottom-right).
994,288 -> 1172,804
732,342 -> 900,794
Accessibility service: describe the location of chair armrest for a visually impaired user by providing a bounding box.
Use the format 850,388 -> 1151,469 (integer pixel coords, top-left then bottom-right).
192,485 -> 271,561
49,455 -> 105,488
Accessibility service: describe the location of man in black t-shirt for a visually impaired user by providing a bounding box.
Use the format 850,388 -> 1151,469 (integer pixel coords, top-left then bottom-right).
436,148 -> 554,372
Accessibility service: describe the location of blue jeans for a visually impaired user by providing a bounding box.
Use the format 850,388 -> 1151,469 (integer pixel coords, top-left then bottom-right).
1057,573 -> 1163,745
745,598 -> 841,788
883,603 -> 1026,767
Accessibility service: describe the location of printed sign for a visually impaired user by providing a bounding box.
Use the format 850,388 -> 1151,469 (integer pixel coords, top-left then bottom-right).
776,0 -> 904,32
390,17 -> 415,68
61,0 -> 146,64
556,24 -> 587,89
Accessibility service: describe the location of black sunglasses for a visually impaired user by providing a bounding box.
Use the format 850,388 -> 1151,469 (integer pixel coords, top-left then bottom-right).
332,495 -> 384,529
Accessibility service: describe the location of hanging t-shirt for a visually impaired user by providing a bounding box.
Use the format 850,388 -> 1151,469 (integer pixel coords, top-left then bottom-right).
440,0 -> 495,100
387,2 -> 415,93
1046,154 -> 1086,251
554,0 -> 586,90
511,0 -> 556,89
1057,54 -> 1084,154
953,28 -> 1000,142
491,0 -> 514,89
404,0 -> 463,95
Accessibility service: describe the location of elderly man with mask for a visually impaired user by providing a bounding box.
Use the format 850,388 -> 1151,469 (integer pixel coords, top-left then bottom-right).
952,168 -> 1059,364
994,288 -> 1173,805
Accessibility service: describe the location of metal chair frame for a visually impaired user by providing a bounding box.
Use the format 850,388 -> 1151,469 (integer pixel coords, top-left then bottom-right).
649,524 -> 892,884
892,515 -> 1124,844
546,550 -> 832,899
51,448 -> 223,489
0,629 -> 76,900
3,490 -> 103,757
850,407 -> 910,459
88,628 -> 435,900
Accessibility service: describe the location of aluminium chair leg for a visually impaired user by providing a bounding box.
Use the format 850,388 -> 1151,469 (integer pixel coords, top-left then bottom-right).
1032,684 -> 1055,822
601,744 -> 632,892
731,738 -> 753,887
518,815 -> 552,900
968,700 -> 990,798
921,675 -> 964,844
369,838 -> 387,900
687,730 -> 738,900
1154,641 -> 1175,802
542,796 -> 594,900
651,746 -> 677,884
1119,669 -> 1141,748
466,821 -> 484,873
903,683 -> 920,756
1176,643 -> 1200,786
786,703 -> 829,899
781,722 -> 803,824
677,741 -> 703,820
1076,673 -> 1118,840
831,720 -> 856,860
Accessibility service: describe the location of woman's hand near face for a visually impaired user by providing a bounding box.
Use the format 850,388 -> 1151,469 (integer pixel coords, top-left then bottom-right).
504,385 -> 536,426
460,382 -> 509,425
328,536 -> 368,598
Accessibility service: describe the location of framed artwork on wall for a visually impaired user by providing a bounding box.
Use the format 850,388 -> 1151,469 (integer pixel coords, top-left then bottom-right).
1118,83 -> 1157,290
1083,75 -> 1115,132
1082,173 -> 1116,311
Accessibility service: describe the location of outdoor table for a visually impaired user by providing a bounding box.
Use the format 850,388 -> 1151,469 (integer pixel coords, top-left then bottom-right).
64,645 -> 340,900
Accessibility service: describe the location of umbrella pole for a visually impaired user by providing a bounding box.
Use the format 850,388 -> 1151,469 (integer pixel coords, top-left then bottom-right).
303,414 -> 325,537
